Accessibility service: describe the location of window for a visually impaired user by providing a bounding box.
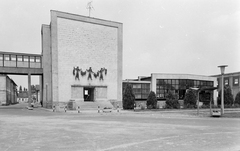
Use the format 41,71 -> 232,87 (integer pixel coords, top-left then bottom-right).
133,84 -> 141,89
4,55 -> 10,61
187,80 -> 194,87
194,80 -> 200,87
141,83 -> 150,99
17,56 -> 23,61
30,56 -> 35,62
35,57 -> 41,62
179,79 -> 186,89
201,81 -> 207,86
224,78 -> 229,86
11,55 -> 16,61
207,81 -> 213,86
233,76 -> 239,86
23,56 -> 29,62
128,83 -> 150,99
156,79 -> 214,100
0,54 -> 3,60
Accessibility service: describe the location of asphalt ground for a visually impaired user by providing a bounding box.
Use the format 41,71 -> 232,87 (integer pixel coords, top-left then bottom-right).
0,103 -> 240,151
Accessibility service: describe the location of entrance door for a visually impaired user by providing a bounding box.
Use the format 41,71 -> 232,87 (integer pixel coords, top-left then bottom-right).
179,89 -> 186,99
84,87 -> 95,102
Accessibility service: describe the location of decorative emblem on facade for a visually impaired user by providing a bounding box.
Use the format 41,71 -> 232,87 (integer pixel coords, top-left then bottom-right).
73,67 -> 107,81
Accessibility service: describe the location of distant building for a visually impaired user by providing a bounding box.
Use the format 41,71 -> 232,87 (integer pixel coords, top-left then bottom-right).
212,72 -> 240,99
123,73 -> 217,108
0,74 -> 17,105
17,91 -> 28,103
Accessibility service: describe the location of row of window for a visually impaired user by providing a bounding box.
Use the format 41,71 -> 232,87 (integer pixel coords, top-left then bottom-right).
156,79 -> 213,99
123,79 -> 214,100
0,54 -> 41,63
157,79 -> 213,90
220,76 -> 239,86
123,83 -> 150,99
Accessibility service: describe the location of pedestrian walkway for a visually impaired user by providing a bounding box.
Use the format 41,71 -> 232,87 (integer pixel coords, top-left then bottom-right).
1,102 -> 240,116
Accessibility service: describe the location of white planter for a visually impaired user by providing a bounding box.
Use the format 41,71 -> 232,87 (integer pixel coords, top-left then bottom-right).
212,110 -> 221,117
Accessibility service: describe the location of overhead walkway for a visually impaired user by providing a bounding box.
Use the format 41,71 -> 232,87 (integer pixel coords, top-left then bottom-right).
0,51 -> 43,75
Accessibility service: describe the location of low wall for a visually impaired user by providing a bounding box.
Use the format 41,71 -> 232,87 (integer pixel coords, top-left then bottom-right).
135,101 -> 166,109
135,100 -> 186,109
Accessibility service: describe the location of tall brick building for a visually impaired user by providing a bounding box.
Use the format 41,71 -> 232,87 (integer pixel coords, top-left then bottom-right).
41,11 -> 123,109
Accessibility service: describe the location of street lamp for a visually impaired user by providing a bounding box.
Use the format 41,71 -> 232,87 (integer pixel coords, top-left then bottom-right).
218,65 -> 228,115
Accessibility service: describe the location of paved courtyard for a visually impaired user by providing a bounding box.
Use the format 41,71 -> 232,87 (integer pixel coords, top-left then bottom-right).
0,103 -> 240,151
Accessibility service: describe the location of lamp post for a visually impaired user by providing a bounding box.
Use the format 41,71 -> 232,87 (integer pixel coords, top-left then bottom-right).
218,65 -> 228,115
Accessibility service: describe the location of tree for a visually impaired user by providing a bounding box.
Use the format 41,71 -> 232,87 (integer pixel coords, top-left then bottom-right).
234,91 -> 240,105
31,85 -> 36,93
217,86 -> 234,106
146,91 -> 157,109
19,86 -> 22,93
165,91 -> 180,109
122,84 -> 135,109
184,89 -> 197,108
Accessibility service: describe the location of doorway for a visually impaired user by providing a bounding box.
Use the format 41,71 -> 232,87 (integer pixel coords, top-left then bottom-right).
84,87 -> 95,102
179,89 -> 186,99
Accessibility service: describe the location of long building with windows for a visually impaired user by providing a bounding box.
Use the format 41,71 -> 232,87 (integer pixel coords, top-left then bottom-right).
123,73 -> 217,108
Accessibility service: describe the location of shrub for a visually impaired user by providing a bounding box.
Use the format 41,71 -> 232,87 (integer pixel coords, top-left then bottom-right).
165,91 -> 180,109
234,104 -> 240,108
201,104 -> 218,109
212,105 -> 219,108
122,84 -> 135,109
200,104 -> 209,109
217,86 -> 234,106
140,104 -> 145,110
184,89 -> 197,108
224,104 -> 233,108
147,91 -> 157,109
234,91 -> 240,105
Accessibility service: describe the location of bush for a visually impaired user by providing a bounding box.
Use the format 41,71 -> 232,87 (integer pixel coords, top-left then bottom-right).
217,86 -> 234,106
184,89 -> 197,108
234,104 -> 240,108
165,91 -> 180,109
224,104 -> 233,108
140,104 -> 145,110
147,91 -> 157,109
234,91 -> 240,105
200,104 -> 209,109
122,84 -> 135,109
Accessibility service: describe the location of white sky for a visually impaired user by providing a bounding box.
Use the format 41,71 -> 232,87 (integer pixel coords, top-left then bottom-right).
0,0 -> 240,88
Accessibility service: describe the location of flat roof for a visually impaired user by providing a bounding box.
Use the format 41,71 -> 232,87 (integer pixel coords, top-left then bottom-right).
50,10 -> 122,28
211,71 -> 240,77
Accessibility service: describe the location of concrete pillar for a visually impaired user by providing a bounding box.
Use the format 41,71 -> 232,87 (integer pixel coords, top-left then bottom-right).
28,73 -> 31,107
39,75 -> 43,106
46,83 -> 48,106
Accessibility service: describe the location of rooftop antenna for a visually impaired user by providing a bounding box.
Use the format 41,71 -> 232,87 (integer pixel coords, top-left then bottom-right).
86,1 -> 94,17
